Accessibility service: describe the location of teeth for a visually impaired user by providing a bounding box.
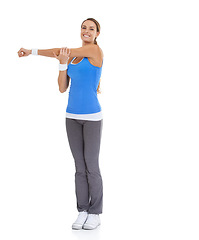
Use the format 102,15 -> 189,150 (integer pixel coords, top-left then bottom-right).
83,35 -> 90,38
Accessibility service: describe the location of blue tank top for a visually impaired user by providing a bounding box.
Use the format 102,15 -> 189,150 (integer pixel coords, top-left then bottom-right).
66,57 -> 103,114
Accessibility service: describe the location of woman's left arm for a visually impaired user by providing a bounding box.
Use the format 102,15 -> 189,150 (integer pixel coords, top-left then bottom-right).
69,44 -> 100,58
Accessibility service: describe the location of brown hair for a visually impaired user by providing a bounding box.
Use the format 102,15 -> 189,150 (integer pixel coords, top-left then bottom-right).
81,18 -> 102,94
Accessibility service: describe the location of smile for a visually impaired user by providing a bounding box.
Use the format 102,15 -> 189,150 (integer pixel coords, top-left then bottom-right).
83,34 -> 90,38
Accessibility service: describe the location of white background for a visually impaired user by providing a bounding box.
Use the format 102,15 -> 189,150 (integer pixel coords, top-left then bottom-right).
0,0 -> 199,239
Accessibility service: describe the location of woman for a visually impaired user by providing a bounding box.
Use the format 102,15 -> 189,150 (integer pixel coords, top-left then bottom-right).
17,18 -> 104,230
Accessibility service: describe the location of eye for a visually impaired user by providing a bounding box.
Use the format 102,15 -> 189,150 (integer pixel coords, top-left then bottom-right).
90,29 -> 94,31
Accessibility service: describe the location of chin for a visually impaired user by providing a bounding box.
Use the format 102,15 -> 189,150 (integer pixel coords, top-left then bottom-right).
82,39 -> 92,44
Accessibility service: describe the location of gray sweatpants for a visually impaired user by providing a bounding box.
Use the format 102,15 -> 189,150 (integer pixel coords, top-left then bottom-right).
65,118 -> 103,214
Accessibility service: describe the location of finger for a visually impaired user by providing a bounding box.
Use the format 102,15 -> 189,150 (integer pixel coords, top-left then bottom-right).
62,48 -> 66,55
18,49 -> 23,56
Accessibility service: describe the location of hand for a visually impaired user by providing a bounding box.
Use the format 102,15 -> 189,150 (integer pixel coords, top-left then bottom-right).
17,48 -> 31,57
53,47 -> 70,64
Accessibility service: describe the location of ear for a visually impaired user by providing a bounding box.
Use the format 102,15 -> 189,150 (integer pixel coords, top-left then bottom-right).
96,32 -> 100,38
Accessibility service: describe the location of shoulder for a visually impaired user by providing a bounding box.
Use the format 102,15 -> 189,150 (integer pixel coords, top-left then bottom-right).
98,45 -> 104,58
89,44 -> 103,59
83,44 -> 102,53
88,45 -> 103,67
95,45 -> 104,62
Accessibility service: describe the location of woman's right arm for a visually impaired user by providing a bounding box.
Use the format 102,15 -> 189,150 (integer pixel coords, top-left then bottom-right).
17,48 -> 61,58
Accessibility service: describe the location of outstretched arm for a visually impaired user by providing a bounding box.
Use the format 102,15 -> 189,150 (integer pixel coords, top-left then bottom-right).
18,45 -> 101,59
37,48 -> 61,58
18,48 -> 61,58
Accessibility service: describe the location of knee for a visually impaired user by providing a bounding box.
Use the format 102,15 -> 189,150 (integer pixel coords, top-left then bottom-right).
75,170 -> 87,176
86,169 -> 102,179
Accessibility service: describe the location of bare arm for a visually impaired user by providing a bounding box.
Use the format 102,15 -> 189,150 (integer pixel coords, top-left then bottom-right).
57,70 -> 70,93
17,48 -> 61,58
55,49 -> 71,93
37,48 -> 61,58
18,45 -> 101,59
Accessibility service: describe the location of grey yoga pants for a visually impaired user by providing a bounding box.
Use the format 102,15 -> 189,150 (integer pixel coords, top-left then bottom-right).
65,118 -> 103,214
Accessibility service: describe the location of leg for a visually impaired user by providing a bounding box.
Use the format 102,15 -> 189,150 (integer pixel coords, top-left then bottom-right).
65,118 -> 90,212
83,120 -> 103,214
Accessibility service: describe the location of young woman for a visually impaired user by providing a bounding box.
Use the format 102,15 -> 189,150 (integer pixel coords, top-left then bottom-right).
17,18 -> 104,230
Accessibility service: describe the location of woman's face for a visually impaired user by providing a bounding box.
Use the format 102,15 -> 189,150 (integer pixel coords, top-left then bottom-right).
81,20 -> 100,44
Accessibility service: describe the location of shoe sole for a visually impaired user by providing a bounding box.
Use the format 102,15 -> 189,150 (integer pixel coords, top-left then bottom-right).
72,224 -> 83,230
83,223 -> 100,230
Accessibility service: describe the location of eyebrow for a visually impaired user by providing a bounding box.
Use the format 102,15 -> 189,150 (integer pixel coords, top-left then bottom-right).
82,25 -> 95,28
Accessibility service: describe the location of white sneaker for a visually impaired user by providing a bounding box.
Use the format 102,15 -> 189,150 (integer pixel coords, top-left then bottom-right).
72,211 -> 88,230
83,214 -> 101,230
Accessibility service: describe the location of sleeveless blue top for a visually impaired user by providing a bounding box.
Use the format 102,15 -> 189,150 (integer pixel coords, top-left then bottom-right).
66,57 -> 102,114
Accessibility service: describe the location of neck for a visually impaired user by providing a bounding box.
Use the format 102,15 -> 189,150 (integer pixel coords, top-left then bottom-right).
82,41 -> 95,47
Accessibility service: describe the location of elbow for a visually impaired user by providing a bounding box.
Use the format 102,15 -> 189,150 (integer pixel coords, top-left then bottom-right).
59,88 -> 66,93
